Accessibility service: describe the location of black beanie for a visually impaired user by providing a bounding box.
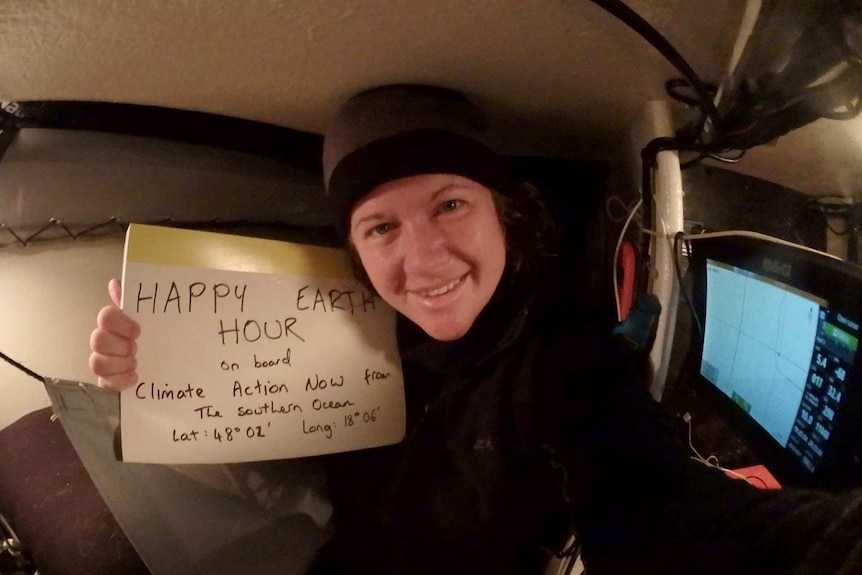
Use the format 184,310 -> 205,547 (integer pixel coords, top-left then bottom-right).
322,85 -> 509,240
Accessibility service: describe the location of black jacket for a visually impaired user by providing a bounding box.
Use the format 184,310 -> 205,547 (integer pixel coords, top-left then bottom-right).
310,267 -> 862,575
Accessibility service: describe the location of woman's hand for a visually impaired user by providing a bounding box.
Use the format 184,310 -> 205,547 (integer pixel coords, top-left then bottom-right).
88,278 -> 141,390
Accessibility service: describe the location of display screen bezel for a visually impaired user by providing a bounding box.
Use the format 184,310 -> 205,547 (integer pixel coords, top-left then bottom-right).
686,234 -> 862,488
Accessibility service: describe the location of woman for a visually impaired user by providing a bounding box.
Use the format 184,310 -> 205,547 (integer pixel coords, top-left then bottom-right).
91,85 -> 862,575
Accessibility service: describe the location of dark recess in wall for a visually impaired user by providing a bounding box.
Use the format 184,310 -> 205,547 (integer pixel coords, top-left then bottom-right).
682,164 -> 827,251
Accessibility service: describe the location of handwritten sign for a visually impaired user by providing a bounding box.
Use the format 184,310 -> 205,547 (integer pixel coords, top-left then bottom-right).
119,224 -> 405,464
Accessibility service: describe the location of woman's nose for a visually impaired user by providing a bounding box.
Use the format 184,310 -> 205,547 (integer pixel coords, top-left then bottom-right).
401,220 -> 448,272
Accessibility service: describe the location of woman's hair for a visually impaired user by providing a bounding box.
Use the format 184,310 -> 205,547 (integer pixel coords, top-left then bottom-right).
346,178 -> 559,292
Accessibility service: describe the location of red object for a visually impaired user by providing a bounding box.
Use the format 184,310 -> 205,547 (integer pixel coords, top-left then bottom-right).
728,465 -> 782,490
617,241 -> 637,320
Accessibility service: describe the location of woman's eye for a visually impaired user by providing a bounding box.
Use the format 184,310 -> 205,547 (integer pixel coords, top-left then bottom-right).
371,222 -> 394,236
439,199 -> 462,213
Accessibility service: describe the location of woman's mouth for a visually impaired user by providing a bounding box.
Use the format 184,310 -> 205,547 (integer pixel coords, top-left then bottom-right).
418,275 -> 466,298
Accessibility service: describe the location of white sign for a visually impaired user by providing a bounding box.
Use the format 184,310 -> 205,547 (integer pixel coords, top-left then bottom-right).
119,224 -> 405,464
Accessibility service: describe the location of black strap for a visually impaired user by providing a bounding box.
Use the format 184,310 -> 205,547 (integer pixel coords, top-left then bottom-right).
0,513 -> 36,575
0,100 -> 324,175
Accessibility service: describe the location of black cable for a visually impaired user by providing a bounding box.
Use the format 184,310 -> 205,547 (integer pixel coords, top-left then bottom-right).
0,349 -> 45,383
679,147 -> 746,170
679,151 -> 708,170
562,545 -> 583,575
0,217 -> 340,250
826,219 -> 850,237
808,196 -> 854,216
666,78 -> 718,108
807,196 -> 856,236
665,78 -> 750,168
665,78 -> 722,148
746,475 -> 769,489
706,148 -> 746,163
673,231 -> 703,341
72,217 -> 127,238
588,0 -> 721,136
556,535 -> 580,560
0,127 -> 19,164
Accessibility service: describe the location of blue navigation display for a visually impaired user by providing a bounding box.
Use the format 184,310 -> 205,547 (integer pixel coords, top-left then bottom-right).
701,259 -> 860,474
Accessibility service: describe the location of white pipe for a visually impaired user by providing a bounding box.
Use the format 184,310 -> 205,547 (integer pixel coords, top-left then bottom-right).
648,149 -> 684,401
643,0 -> 765,400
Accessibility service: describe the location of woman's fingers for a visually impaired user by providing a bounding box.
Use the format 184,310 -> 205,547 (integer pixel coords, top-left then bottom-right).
96,305 -> 141,340
89,325 -> 136,357
96,371 -> 139,391
88,347 -> 137,376
89,346 -> 138,390
108,278 -> 122,308
89,290 -> 141,391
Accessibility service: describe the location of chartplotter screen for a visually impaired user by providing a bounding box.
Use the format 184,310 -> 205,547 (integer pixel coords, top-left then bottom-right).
700,259 -> 860,475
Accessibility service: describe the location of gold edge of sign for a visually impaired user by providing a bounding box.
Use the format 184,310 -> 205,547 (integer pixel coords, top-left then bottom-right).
124,223 -> 351,279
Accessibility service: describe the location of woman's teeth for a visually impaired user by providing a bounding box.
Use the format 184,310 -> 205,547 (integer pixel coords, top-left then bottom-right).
423,276 -> 463,297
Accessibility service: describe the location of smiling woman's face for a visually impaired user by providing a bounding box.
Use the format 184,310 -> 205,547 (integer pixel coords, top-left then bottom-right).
349,173 -> 507,341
